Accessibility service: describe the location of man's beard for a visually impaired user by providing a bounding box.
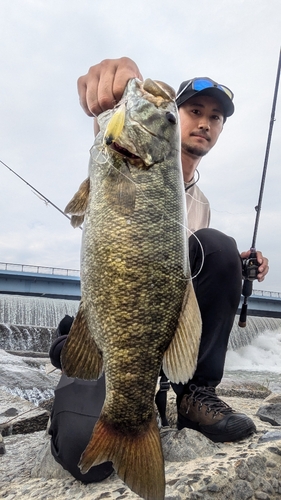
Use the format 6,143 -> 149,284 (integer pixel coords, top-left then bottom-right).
181,141 -> 209,158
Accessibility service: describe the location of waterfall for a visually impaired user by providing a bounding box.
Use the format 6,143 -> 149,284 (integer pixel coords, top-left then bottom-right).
0,293 -> 281,353
0,294 -> 80,352
0,324 -> 56,352
229,315 -> 281,350
0,294 -> 79,327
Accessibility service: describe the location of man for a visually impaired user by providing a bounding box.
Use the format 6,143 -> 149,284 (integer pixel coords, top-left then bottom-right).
49,57 -> 269,481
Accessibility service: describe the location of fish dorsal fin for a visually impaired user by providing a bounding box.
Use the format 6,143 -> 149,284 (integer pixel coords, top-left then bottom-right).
162,281 -> 202,384
61,301 -> 103,380
143,79 -> 176,103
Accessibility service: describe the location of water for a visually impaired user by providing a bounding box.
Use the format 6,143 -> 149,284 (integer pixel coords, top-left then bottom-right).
0,294 -> 79,327
1,294 -> 280,397
1,293 -> 281,347
229,315 -> 281,350
225,327 -> 281,392
3,385 -> 55,406
0,324 -> 56,352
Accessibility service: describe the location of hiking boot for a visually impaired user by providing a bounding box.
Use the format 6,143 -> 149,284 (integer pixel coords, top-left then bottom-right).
177,384 -> 256,442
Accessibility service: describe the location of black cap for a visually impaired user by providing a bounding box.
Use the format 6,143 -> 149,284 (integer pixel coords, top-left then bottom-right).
176,77 -> 234,118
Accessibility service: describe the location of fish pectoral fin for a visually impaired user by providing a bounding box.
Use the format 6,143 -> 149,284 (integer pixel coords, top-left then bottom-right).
162,281 -> 202,384
65,177 -> 90,220
106,163 -> 136,216
61,301 -> 103,379
79,414 -> 165,500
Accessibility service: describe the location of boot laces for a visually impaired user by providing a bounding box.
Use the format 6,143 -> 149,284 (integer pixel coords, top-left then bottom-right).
189,384 -> 234,416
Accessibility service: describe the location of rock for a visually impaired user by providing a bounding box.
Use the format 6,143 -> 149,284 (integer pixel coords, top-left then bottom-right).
165,390 -> 178,427
31,434 -> 72,480
259,430 -> 281,443
39,397 -> 54,414
0,389 -> 50,436
256,403 -> 281,426
217,378 -> 271,399
232,480 -> 254,499
1,348 -> 281,499
0,349 -> 61,405
0,432 -> 5,454
161,427 -> 219,461
3,426 -> 280,499
264,393 -> 281,404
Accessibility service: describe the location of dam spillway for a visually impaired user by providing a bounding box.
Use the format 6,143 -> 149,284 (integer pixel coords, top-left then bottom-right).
0,293 -> 281,353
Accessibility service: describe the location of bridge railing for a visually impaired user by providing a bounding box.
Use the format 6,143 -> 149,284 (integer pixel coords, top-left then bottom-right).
252,289 -> 281,299
1,262 -> 281,298
0,262 -> 80,277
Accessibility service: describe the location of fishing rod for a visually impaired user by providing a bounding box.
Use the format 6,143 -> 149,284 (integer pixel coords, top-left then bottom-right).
239,48 -> 281,327
0,159 -> 82,230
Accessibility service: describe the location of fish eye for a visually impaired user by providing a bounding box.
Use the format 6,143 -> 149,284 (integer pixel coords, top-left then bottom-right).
166,112 -> 177,124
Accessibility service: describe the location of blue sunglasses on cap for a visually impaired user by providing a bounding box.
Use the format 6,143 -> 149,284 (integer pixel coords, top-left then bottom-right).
177,77 -> 234,101
176,77 -> 234,117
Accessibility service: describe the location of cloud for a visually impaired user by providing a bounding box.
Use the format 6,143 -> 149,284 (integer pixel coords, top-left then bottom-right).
1,0 -> 281,292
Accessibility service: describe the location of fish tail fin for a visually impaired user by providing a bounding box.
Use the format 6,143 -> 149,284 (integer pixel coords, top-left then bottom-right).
79,415 -> 165,500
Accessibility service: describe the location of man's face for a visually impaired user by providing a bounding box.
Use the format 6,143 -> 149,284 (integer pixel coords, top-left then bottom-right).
178,94 -> 224,158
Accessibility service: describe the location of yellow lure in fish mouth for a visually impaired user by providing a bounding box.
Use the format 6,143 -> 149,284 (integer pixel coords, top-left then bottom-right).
104,103 -> 126,146
103,102 -> 144,166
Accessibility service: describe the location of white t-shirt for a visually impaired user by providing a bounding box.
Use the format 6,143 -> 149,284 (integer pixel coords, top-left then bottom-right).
184,181 -> 210,236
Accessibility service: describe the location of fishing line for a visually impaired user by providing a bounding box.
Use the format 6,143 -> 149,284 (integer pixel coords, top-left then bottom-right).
93,144 -> 205,281
186,192 -> 209,205
184,169 -> 200,191
211,207 -> 253,214
0,159 -> 83,230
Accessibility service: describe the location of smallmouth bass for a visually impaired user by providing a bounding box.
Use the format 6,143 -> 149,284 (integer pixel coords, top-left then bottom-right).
62,78 -> 202,500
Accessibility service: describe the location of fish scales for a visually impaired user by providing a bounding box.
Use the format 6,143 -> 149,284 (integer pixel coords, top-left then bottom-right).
84,168 -> 186,427
62,78 -> 202,500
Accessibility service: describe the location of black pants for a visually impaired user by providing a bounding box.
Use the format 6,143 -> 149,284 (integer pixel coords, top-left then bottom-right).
50,228 -> 242,481
49,374 -> 114,483
171,228 -> 242,400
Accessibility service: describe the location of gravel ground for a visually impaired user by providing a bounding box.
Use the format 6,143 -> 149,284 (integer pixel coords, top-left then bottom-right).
1,396 -> 281,500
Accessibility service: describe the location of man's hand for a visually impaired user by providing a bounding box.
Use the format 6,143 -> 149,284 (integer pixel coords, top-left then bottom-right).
77,57 -> 143,117
240,250 -> 269,282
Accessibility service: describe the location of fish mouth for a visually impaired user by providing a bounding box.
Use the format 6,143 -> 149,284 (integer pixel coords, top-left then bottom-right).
109,141 -> 145,167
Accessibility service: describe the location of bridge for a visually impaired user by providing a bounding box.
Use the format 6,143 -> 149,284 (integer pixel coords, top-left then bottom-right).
1,262 -> 281,318
0,263 -> 81,300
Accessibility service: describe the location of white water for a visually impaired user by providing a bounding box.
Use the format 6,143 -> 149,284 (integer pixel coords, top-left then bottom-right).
0,294 -> 79,327
226,328 -> 281,373
1,293 -> 280,394
3,386 -> 55,406
225,328 -> 281,392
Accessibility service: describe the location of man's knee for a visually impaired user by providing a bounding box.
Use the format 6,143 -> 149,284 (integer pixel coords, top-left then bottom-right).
189,228 -> 239,257
189,228 -> 242,293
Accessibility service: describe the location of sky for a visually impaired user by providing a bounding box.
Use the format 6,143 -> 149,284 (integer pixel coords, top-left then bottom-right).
1,0 -> 281,292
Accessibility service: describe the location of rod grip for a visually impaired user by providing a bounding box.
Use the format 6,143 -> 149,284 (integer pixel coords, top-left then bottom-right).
242,278 -> 253,298
238,302 -> 248,328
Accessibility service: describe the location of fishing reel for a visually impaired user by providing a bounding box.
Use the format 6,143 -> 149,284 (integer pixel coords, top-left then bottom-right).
241,251 -> 259,282
239,250 -> 259,328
